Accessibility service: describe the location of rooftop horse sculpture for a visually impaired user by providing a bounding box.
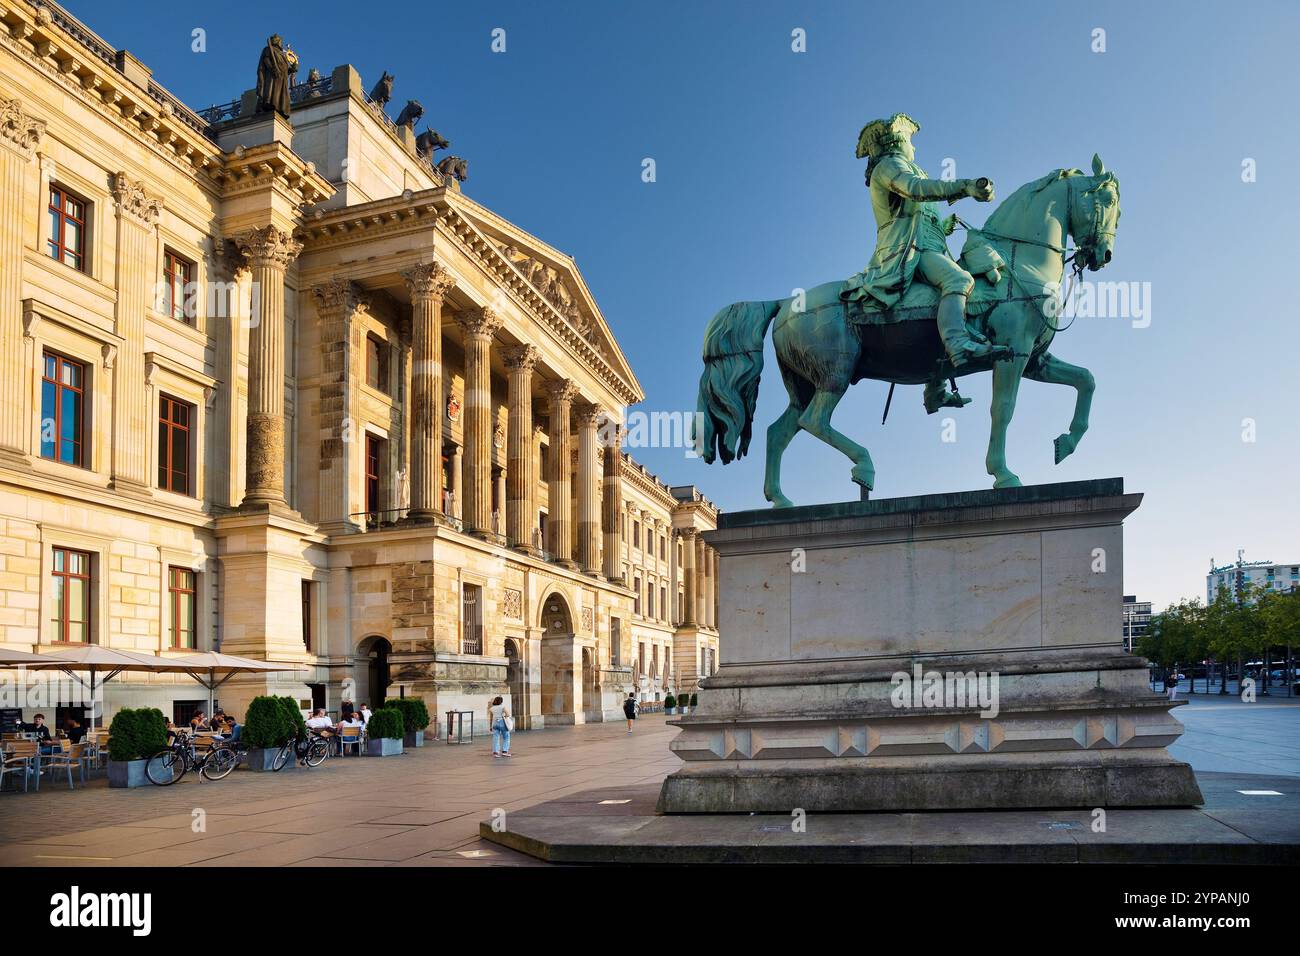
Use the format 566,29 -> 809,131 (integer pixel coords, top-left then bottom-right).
695,155 -> 1121,504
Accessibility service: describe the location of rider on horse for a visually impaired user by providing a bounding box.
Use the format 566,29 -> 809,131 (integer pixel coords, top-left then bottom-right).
840,113 -> 1005,386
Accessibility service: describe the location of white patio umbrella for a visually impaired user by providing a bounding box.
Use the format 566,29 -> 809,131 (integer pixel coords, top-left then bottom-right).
0,647 -> 74,666
23,646 -> 197,733
163,651 -> 307,717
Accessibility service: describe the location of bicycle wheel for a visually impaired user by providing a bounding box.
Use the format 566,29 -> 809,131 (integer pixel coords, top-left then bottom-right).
201,747 -> 238,780
304,738 -> 329,768
145,749 -> 186,785
271,741 -> 292,772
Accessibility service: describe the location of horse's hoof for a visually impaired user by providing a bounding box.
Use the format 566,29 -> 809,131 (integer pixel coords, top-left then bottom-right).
767,494 -> 794,509
992,474 -> 1022,489
1053,434 -> 1076,464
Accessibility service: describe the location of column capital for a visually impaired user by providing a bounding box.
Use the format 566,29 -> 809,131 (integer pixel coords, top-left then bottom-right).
502,343 -> 541,372
456,305 -> 504,339
111,170 -> 162,225
233,225 -> 302,270
678,526 -> 698,540
545,377 -> 579,404
574,401 -> 604,428
311,277 -> 369,317
0,98 -> 46,159
402,260 -> 455,302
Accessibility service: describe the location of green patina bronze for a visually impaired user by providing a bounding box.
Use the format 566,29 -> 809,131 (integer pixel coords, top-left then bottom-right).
694,113 -> 1122,504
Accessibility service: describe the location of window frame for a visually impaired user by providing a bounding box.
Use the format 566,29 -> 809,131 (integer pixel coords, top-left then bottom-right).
40,350 -> 87,468
167,566 -> 196,649
51,546 -> 92,644
162,249 -> 195,324
47,184 -> 88,272
157,393 -> 194,495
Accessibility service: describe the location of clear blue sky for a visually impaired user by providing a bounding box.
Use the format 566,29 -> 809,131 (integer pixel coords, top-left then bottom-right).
66,0 -> 1300,610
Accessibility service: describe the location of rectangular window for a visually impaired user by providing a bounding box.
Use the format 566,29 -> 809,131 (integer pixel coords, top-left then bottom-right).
646,587 -> 654,620
365,433 -> 385,523
48,185 -> 87,271
168,566 -> 196,648
162,250 -> 194,323
461,583 -> 482,655
157,394 -> 193,494
610,617 -> 621,667
660,535 -> 666,560
40,351 -> 86,467
365,335 -> 389,393
634,576 -> 642,617
51,547 -> 91,643
660,586 -> 666,620
301,580 -> 313,653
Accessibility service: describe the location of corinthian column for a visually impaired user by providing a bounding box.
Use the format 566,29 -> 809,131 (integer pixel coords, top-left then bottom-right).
680,528 -> 698,627
575,403 -> 603,576
234,225 -> 302,509
601,425 -> 624,582
0,99 -> 45,463
311,278 -> 369,529
545,379 -> 578,566
109,172 -> 163,493
402,261 -> 455,522
454,306 -> 502,536
503,344 -> 540,552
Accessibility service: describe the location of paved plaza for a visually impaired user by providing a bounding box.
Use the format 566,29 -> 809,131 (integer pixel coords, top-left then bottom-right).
1,697 -> 1296,866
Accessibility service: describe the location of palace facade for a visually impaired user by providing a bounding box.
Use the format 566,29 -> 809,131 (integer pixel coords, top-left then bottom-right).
0,0 -> 719,729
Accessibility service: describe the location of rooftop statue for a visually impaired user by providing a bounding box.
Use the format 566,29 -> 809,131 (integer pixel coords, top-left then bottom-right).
415,128 -> 450,158
369,71 -> 395,107
255,34 -> 294,116
394,99 -> 424,129
694,113 -> 1121,501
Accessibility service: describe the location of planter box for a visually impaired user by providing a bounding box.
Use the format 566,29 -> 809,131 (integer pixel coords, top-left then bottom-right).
239,746 -> 292,772
665,707 -> 676,715
107,759 -> 149,788
679,706 -> 690,715
367,737 -> 403,757
403,729 -> 425,748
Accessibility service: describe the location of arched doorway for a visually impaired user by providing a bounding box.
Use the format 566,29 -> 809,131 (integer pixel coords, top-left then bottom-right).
358,635 -> 392,707
581,647 -> 597,721
540,592 -> 577,723
504,638 -> 523,720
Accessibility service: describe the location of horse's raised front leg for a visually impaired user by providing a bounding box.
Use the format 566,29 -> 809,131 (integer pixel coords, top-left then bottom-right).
763,402 -> 802,508
985,351 -> 1030,489
1024,352 -> 1095,464
798,388 -> 875,492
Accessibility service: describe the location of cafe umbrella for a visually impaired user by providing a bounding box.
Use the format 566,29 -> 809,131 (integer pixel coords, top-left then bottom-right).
162,651 -> 307,717
22,646 -> 199,733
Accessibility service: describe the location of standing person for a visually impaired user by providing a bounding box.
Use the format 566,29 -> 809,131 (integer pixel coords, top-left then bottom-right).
623,692 -> 639,734
488,696 -> 511,757
359,703 -> 373,727
1165,672 -> 1178,702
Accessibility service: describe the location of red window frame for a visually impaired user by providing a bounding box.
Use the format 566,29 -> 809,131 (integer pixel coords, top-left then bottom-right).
48,185 -> 86,271
51,547 -> 91,644
162,250 -> 193,323
365,433 -> 384,520
40,351 -> 86,467
168,566 -> 196,648
157,394 -> 192,495
365,335 -> 389,393
301,581 -> 313,653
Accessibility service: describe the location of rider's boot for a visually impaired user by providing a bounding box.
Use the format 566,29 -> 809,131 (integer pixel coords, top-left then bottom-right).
937,293 -> 1009,367
923,378 -> 973,415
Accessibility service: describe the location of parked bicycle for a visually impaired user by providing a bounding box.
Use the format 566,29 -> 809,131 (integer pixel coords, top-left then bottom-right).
271,730 -> 330,771
145,731 -> 240,785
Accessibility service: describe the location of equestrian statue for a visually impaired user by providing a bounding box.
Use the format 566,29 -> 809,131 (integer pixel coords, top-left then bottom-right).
694,112 -> 1121,503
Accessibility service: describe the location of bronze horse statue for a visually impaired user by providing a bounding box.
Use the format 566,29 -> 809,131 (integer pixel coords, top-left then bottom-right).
695,156 -> 1122,504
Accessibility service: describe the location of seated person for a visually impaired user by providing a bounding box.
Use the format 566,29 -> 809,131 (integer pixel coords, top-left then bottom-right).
305,708 -> 334,732
63,718 -> 86,744
22,714 -> 55,754
189,710 -> 209,732
223,716 -> 242,743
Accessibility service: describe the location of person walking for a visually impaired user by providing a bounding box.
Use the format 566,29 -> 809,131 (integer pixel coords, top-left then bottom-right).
623,692 -> 639,734
488,695 -> 512,757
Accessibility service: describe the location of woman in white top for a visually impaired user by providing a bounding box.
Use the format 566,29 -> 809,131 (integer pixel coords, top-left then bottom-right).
488,695 -> 511,757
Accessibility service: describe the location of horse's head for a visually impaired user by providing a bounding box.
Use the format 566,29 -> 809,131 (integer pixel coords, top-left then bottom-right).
1069,154 -> 1121,271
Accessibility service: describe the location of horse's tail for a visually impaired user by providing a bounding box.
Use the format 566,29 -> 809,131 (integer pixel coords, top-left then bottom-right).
694,299 -> 782,464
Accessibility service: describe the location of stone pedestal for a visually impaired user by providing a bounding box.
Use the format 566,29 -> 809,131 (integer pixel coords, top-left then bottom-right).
657,479 -> 1202,813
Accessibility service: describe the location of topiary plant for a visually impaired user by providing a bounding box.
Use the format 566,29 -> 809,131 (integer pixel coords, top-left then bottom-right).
384,697 -> 430,731
277,696 -> 307,737
367,707 -> 405,740
107,707 -> 167,762
243,695 -> 294,748
690,694 -> 698,707
664,694 -> 677,709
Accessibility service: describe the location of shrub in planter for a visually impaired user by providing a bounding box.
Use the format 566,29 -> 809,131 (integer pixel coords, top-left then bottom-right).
107,707 -> 167,788
366,707 -> 404,757
664,694 -> 677,714
385,697 -> 430,747
690,694 -> 699,708
239,695 -> 300,771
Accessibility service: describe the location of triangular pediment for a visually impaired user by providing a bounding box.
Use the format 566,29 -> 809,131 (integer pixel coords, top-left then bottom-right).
447,195 -> 643,403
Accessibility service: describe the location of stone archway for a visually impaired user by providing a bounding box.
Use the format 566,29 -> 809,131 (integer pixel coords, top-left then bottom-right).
581,646 -> 598,721
357,635 -> 392,707
539,591 -> 580,724
504,638 -> 523,718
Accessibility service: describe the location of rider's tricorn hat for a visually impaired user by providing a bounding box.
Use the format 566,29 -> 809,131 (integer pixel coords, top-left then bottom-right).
856,112 -> 920,160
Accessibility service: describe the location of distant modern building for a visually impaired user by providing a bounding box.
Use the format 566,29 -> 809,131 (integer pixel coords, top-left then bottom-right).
1207,556 -> 1300,603
1122,595 -> 1151,653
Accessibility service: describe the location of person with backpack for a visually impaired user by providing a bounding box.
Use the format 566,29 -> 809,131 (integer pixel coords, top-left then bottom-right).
488,695 -> 512,757
623,692 -> 639,734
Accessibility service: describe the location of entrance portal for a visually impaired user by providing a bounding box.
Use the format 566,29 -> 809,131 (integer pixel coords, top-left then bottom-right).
358,635 -> 392,706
